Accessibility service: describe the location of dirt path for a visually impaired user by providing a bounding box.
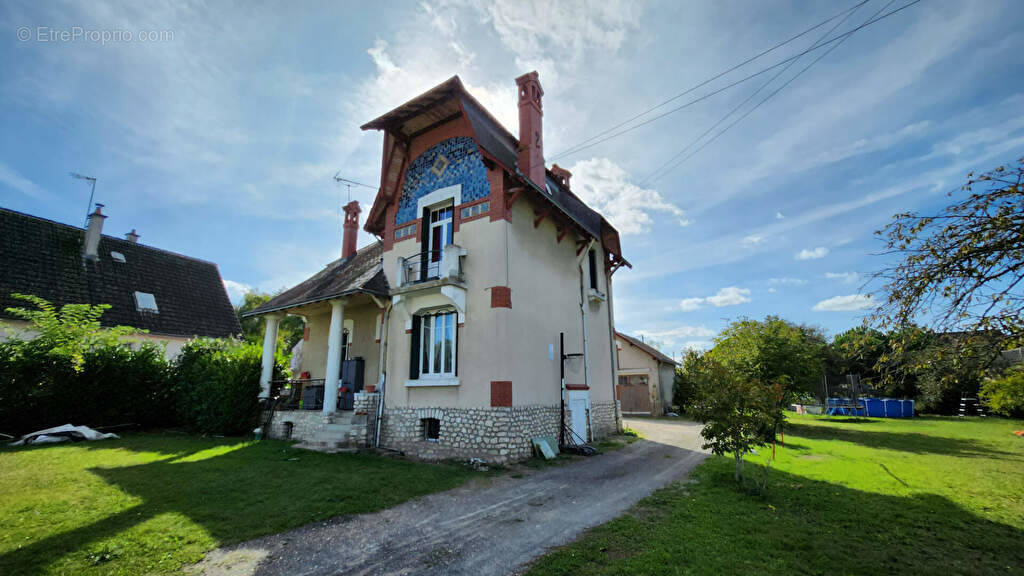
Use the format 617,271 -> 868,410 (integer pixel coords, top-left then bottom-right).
193,418 -> 706,576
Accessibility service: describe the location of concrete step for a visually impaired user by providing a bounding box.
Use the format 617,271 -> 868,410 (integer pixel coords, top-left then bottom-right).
294,441 -> 358,454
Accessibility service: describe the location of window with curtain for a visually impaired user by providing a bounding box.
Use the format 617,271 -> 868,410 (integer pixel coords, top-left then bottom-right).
417,310 -> 456,377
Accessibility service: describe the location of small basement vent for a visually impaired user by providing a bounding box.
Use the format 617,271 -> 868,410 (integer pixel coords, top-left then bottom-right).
421,418 -> 440,442
134,291 -> 159,313
110,251 -> 126,263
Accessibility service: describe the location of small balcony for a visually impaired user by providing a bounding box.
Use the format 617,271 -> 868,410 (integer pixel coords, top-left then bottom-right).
396,244 -> 466,290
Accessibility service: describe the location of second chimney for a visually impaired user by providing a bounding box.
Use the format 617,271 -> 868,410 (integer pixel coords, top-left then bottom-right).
551,164 -> 571,189
342,200 -> 361,259
83,204 -> 106,261
125,229 -> 140,243
515,71 -> 545,188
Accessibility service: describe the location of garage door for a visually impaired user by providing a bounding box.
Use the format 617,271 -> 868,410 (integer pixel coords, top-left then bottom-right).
617,374 -> 651,414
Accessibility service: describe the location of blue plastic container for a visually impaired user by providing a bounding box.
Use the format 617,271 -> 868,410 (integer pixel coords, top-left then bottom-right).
901,399 -> 915,418
865,398 -> 885,417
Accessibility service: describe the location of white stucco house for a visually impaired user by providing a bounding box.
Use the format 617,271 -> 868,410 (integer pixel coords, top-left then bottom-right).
245,72 -> 630,463
615,332 -> 678,416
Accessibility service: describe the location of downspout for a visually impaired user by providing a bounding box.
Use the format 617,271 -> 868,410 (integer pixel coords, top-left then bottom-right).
576,238 -> 595,440
374,301 -> 392,448
605,265 -> 623,431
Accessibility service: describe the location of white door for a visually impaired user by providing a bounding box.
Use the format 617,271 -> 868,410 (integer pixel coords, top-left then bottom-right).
568,391 -> 589,443
427,204 -> 453,278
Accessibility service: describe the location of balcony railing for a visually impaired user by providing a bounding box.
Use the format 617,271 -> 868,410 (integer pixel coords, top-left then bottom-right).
270,378 -> 326,411
396,244 -> 466,288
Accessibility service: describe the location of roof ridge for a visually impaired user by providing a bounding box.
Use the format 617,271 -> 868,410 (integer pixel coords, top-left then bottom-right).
0,206 -> 220,267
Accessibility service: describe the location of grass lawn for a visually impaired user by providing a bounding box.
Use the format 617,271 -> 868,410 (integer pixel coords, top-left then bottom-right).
0,433 -> 473,575
529,415 -> 1024,575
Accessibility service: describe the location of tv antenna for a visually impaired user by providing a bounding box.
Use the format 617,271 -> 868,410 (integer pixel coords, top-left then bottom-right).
70,172 -> 97,227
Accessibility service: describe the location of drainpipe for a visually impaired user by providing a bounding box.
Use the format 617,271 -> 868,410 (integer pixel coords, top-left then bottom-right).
374,301 -> 392,448
576,238 -> 595,440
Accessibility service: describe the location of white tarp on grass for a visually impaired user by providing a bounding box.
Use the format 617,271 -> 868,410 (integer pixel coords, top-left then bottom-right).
11,424 -> 119,446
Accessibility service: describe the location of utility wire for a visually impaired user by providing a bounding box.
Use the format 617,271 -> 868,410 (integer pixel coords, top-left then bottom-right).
641,0 -> 871,185
551,0 -> 922,161
550,1 -> 870,160
647,0 -> 901,183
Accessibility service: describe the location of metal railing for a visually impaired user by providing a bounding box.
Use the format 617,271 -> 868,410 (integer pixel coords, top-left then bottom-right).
396,244 -> 466,288
271,378 -> 326,411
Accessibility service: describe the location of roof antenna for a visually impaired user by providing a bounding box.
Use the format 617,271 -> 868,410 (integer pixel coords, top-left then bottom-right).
70,172 -> 98,227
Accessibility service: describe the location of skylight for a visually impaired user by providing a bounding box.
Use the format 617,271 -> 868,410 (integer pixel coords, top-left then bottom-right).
111,251 -> 126,263
134,291 -> 159,313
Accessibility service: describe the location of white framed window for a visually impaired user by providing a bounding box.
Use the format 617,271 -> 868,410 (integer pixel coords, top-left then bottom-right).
134,291 -> 158,313
420,310 -> 456,377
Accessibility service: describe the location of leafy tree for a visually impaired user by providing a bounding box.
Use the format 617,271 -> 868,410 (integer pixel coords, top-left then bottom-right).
235,291 -> 304,352
3,293 -> 141,371
708,316 -> 826,400
689,356 -> 779,486
980,365 -> 1024,417
873,157 -> 1024,364
672,349 -> 704,411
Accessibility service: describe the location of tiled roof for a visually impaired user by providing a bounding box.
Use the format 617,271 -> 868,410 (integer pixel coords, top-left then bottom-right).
0,208 -> 241,338
617,331 -> 677,366
244,242 -> 388,316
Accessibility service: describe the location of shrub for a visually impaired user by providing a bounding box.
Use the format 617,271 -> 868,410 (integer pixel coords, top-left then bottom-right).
980,366 -> 1024,417
173,338 -> 279,435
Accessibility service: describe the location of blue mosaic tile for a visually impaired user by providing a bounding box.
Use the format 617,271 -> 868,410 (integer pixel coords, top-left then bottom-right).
395,137 -> 490,225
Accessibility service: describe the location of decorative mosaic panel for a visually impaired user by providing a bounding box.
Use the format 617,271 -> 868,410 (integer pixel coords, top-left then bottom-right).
395,137 -> 490,225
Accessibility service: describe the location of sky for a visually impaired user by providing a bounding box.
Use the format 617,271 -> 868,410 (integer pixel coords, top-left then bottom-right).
1,0 -> 1022,356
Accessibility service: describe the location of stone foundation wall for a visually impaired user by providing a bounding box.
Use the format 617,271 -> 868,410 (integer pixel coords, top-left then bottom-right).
267,409 -> 329,441
380,405 -> 561,464
268,392 -> 379,447
591,401 -> 620,439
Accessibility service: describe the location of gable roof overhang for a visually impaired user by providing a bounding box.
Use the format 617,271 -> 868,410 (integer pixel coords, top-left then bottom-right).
616,331 -> 677,366
360,75 -> 629,266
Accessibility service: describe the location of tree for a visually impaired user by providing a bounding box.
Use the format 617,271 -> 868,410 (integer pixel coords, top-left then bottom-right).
672,349 -> 704,411
234,291 -> 303,352
708,316 -> 827,400
873,157 -> 1024,362
2,293 -> 141,371
689,356 -> 778,485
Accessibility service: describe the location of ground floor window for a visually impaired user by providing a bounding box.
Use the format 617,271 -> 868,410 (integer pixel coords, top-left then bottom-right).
419,310 -> 456,376
421,417 -> 440,441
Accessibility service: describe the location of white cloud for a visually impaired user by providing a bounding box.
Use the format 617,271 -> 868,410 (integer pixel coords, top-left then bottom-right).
813,294 -> 874,312
635,325 -> 716,353
683,341 -> 713,351
775,211 -> 785,220
679,298 -> 704,312
222,279 -> 252,304
768,277 -> 806,286
742,234 -> 765,245
796,247 -> 829,260
825,272 -> 859,284
679,286 -> 751,311
570,157 -> 688,235
0,162 -> 45,198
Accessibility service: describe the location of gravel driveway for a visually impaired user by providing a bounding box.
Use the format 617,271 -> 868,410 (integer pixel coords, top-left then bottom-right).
193,418 -> 707,576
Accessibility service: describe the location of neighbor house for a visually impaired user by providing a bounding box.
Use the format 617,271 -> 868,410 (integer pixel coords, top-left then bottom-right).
615,332 -> 678,416
0,206 -> 241,355
245,72 -> 630,463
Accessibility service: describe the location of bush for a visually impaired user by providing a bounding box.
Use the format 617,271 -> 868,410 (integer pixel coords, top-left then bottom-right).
173,338 -> 279,435
980,366 -> 1024,417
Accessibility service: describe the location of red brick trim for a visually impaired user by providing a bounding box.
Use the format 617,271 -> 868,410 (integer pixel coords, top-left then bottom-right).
303,326 -> 310,341
491,381 -> 513,407
405,329 -> 412,334
565,384 -> 589,391
365,385 -> 376,393
458,197 -> 492,226
393,221 -> 417,243
490,286 -> 511,308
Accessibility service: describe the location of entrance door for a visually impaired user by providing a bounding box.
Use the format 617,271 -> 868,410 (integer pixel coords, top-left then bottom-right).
568,391 -> 589,443
617,374 -> 652,414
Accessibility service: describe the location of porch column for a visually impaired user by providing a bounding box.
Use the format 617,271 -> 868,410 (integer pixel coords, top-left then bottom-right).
323,298 -> 347,415
259,313 -> 284,399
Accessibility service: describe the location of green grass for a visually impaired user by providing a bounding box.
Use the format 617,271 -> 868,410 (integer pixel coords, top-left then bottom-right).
0,433 -> 473,575
529,415 -> 1024,575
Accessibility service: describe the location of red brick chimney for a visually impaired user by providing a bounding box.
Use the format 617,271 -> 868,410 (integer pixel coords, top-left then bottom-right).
342,200 -> 360,259
515,71 -> 545,188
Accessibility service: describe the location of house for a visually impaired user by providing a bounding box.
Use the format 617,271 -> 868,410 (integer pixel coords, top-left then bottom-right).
245,72 -> 630,463
615,332 -> 678,416
0,206 -> 241,355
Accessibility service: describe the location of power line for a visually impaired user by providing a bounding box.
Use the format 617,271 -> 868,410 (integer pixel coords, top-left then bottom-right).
648,0 -> 901,183
551,0 -> 922,161
641,0 -> 872,185
550,1 -> 870,160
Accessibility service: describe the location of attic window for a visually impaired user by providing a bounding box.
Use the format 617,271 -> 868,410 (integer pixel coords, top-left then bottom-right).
110,251 -> 126,263
545,183 -> 554,196
134,291 -> 159,313
431,154 -> 450,177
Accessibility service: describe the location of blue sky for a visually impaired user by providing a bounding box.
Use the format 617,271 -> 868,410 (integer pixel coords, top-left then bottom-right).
1,0 -> 1022,356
